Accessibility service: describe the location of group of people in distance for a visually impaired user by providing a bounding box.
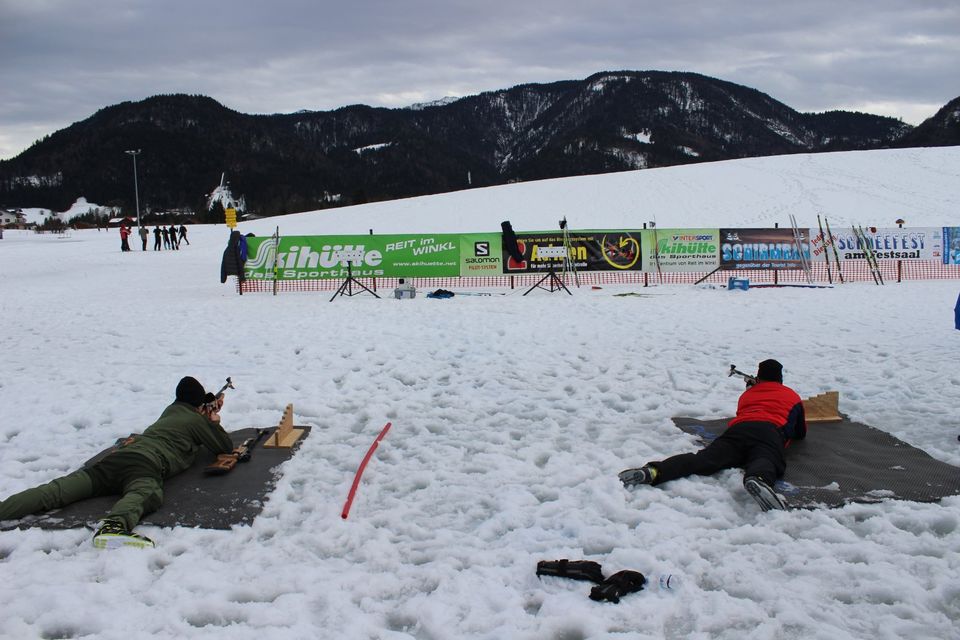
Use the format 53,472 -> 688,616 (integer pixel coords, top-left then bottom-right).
119,223 -> 190,252
150,224 -> 189,251
0,359 -> 806,549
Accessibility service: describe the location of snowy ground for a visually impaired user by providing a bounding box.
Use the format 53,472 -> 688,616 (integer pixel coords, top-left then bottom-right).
1,148 -> 959,640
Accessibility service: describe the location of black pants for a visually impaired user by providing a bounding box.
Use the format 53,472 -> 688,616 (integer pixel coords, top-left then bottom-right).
650,421 -> 786,486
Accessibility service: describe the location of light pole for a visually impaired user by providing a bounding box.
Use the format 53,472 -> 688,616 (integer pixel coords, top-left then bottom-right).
125,149 -> 142,231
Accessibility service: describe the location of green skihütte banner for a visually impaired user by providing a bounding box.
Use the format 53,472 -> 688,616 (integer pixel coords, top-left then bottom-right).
641,228 -> 720,272
244,234 -> 461,279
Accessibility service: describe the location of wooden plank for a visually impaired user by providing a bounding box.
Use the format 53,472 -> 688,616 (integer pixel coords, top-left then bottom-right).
803,391 -> 842,423
262,403 -> 307,448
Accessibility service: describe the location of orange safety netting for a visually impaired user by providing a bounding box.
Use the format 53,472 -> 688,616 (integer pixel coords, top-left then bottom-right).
237,260 -> 960,294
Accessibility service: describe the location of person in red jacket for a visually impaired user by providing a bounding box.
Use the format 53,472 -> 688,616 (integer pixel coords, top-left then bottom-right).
620,359 -> 807,511
119,224 -> 131,252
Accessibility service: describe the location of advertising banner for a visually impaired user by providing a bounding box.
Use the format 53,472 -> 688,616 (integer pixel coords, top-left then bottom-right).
945,227 -> 960,265
642,228 -> 720,272
592,231 -> 644,271
809,227 -> 827,263
459,233 -> 503,276
829,227 -> 944,261
719,228 -> 811,270
502,230 -> 644,274
244,234 -> 461,280
240,225 -> 951,282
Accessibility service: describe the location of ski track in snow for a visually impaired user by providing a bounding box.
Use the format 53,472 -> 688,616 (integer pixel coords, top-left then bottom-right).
1,149 -> 959,639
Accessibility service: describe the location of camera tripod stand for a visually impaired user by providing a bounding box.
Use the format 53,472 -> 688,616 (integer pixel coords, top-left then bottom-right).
523,245 -> 572,295
330,251 -> 380,302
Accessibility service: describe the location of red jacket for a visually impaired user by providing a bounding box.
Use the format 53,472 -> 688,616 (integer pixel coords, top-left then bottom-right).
728,381 -> 807,444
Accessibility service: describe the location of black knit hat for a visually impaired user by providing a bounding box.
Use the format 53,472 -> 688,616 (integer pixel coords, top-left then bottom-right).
175,376 -> 207,407
756,359 -> 783,383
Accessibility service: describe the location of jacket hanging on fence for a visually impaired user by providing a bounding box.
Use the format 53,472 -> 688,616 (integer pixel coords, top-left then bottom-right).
220,230 -> 247,284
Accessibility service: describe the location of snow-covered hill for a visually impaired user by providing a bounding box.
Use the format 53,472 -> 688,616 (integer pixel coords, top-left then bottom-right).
16,197 -> 118,226
243,147 -> 960,235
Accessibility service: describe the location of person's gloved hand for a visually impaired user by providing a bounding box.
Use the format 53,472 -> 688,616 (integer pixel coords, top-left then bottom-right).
589,570 -> 646,603
199,393 -> 224,422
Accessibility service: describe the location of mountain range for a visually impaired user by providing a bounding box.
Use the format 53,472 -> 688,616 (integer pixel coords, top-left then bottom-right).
1,70 -> 957,219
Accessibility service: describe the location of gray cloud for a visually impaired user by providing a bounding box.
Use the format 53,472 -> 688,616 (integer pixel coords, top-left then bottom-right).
1,0 -> 958,159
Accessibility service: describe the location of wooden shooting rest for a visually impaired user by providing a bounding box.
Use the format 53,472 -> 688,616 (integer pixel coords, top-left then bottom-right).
802,391 -> 842,423
262,403 -> 307,448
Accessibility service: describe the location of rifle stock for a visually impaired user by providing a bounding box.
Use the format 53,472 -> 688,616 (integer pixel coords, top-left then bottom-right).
205,452 -> 240,475
204,428 -> 269,475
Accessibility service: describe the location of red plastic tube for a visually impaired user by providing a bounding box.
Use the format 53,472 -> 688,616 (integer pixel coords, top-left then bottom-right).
341,422 -> 393,519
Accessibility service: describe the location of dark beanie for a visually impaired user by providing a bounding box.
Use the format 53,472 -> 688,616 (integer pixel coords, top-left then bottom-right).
175,376 -> 207,407
757,359 -> 783,383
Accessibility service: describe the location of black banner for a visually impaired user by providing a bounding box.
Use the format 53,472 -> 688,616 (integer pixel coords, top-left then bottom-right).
502,232 -> 643,273
719,228 -> 811,270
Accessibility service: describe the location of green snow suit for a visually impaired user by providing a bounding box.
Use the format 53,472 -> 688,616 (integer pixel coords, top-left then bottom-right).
0,401 -> 234,530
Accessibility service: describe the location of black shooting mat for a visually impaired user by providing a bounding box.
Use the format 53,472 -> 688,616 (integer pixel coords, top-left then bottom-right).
0,427 -> 310,531
671,417 -> 960,509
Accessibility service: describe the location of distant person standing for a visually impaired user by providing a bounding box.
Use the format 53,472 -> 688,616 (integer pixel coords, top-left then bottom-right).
138,226 -> 149,251
153,226 -> 162,251
178,224 -> 189,246
119,224 -> 131,252
168,224 -> 179,250
162,226 -> 171,250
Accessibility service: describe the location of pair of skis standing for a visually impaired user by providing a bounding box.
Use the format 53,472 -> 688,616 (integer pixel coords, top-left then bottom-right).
817,215 -> 884,286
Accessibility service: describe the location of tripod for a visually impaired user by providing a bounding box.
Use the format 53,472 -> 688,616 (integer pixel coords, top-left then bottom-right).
329,251 -> 380,302
523,245 -> 572,295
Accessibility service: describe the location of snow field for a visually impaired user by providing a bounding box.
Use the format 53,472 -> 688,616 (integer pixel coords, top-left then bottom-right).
1,148 -> 959,639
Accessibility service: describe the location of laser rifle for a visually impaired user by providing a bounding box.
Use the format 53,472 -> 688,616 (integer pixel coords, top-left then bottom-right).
200,377 -> 234,415
204,428 -> 270,475
728,364 -> 758,387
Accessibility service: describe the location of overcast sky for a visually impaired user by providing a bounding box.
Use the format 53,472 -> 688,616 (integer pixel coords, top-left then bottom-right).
1,0 -> 957,160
